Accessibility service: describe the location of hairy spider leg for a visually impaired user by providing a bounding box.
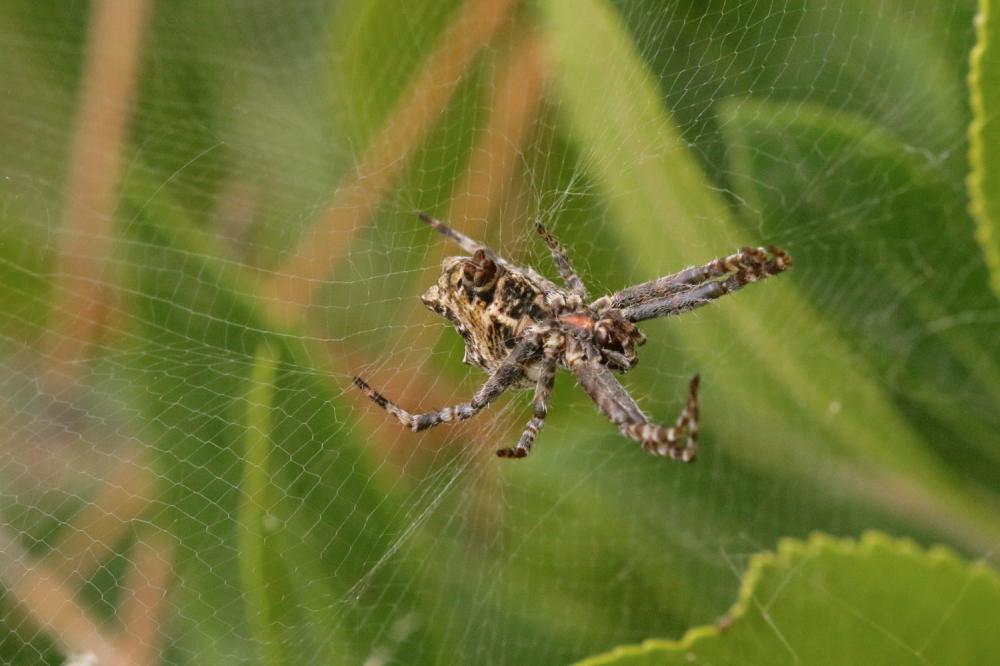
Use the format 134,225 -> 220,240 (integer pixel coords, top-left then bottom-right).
534,223 -> 589,299
352,338 -> 538,432
497,358 -> 556,459
621,249 -> 791,323
670,373 -> 699,449
609,246 -> 791,310
418,212 -> 565,296
417,212 -> 511,266
572,359 -> 700,461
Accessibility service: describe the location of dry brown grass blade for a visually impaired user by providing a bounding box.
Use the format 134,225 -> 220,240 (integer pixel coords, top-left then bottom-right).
117,530 -> 174,666
265,0 -> 520,325
41,0 -> 152,397
449,33 -> 548,226
42,455 -> 157,585
0,527 -> 128,666
396,31 -> 548,362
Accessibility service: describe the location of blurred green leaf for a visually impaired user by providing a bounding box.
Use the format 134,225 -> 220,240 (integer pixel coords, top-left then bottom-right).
0,196 -> 50,342
330,0 -> 464,147
540,0 -> 1000,551
239,343 -> 286,666
970,0 -> 1000,299
0,593 -> 62,666
613,0 -> 975,185
239,343 -> 356,666
576,531 -> 1000,665
720,97 -> 1000,488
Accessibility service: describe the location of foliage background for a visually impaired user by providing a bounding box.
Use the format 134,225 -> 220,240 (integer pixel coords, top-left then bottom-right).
0,0 -> 998,664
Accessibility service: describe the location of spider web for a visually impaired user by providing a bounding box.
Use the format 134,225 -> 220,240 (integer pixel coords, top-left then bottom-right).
1,1 -> 998,664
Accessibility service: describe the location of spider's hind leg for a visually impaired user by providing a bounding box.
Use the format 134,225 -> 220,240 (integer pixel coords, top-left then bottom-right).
417,212 -> 484,254
572,360 -> 700,462
622,374 -> 700,461
497,358 -> 556,459
535,223 -> 589,299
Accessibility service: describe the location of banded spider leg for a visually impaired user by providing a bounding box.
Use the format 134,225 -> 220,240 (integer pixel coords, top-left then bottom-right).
418,212 -> 564,296
572,359 -> 700,461
608,246 -> 791,322
535,222 -> 589,299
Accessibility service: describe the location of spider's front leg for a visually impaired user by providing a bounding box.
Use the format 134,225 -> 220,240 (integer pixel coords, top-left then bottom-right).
352,339 -> 537,432
572,359 -> 700,461
608,245 -> 791,319
496,358 -> 556,459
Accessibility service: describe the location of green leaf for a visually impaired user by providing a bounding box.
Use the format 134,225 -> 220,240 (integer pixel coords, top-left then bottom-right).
540,0 -> 1000,550
970,0 -> 1000,300
0,184 -> 50,342
238,344 -> 286,666
576,531 -> 1000,665
719,97 -> 1000,489
329,0 -> 464,147
239,344 -> 357,666
616,1 -> 973,184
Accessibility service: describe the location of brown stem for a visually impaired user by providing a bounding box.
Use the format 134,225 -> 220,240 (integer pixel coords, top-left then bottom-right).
42,455 -> 156,585
118,530 -> 174,666
41,0 -> 152,397
0,528 -> 127,666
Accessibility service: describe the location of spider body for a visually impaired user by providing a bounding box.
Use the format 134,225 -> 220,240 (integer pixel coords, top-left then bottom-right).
421,252 -> 646,385
353,213 -> 791,460
421,254 -> 548,386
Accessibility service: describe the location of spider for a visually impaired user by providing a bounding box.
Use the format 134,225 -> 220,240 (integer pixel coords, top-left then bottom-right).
353,212 -> 791,460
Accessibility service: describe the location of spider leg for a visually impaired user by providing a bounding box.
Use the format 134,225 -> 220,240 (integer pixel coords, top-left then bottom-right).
418,211 -> 519,269
621,248 -> 791,323
418,211 -> 564,294
352,339 -> 538,432
497,358 -> 556,459
417,212 -> 486,254
535,223 -> 589,299
571,358 -> 700,461
608,246 -> 790,310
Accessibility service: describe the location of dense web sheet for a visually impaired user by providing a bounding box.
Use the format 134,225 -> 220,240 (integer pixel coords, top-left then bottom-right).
1,1 -> 999,664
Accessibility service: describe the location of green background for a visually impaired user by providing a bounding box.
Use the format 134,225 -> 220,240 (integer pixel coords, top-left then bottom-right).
0,1 -> 998,664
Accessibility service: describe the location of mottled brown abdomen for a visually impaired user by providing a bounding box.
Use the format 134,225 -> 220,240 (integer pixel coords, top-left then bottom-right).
421,256 -> 549,386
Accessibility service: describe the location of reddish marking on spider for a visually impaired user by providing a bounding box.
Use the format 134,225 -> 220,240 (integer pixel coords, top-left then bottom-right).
557,312 -> 594,331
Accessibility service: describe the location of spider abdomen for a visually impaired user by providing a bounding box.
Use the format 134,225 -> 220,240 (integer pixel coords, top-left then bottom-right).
421,255 -> 549,387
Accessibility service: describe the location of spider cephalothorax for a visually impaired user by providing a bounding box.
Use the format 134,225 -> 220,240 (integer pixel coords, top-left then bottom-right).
354,212 -> 791,460
565,304 -> 647,371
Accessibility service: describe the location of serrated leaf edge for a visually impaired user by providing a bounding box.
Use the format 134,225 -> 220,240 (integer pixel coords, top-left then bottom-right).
969,0 -> 1000,299
574,530 -> 1000,665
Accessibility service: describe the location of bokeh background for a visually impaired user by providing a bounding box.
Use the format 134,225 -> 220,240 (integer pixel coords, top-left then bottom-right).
1,0 -> 998,664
